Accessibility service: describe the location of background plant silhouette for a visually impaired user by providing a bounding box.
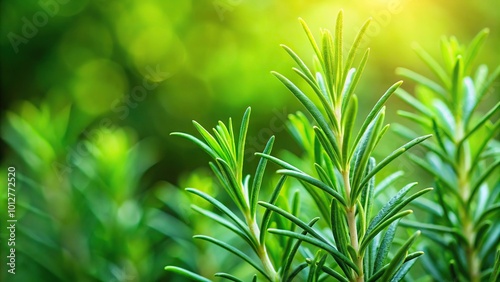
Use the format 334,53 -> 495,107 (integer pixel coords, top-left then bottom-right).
395,29 -> 500,282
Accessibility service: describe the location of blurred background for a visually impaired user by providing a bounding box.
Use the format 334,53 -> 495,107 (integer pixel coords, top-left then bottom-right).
0,0 -> 498,281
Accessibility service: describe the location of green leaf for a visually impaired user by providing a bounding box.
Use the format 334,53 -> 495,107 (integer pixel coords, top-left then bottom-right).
350,109 -> 385,200
214,121 -> 236,163
368,180 -> 414,233
378,231 -> 421,281
358,134 -> 432,190
476,203 -> 500,226
282,218 -> 320,281
450,56 -> 463,114
250,136 -> 275,216
430,117 -> 450,156
259,201 -> 326,243
278,190 -> 300,264
260,175 -> 287,244
360,158 -> 376,219
307,251 -> 326,282
490,249 -> 500,282
396,67 -> 446,98
281,44 -> 315,82
480,223 -> 500,258
170,132 -> 218,160
268,229 -> 359,274
276,169 -> 346,206
287,262 -> 309,281
366,183 -> 431,237
468,159 -> 500,207
474,221 -> 492,250
389,252 -> 423,282
374,171 -> 404,196
215,158 -> 248,211
209,162 -> 242,209
400,221 -> 467,243
360,210 -> 413,254
408,154 -> 459,197
434,180 -> 454,226
351,81 -> 403,159
354,206 -> 366,246
344,18 -> 370,82
194,235 -> 270,280
464,28 -> 489,72
374,220 -> 399,273
293,68 -> 338,126
367,251 -> 423,282
321,28 -> 336,103
237,107 -> 251,174
255,152 -> 302,172
215,273 -> 243,282
272,71 -> 339,154
165,266 -> 212,282
462,77 -> 477,126
432,99 -> 456,139
470,121 -> 500,171
330,198 -> 352,276
191,205 -> 257,250
361,160 -> 376,277
477,65 -> 500,100
193,120 -> 228,160
299,18 -> 323,64
321,266 -> 349,282
397,110 -> 432,128
460,101 -> 500,144
449,260 -> 460,282
342,95 -> 358,166
474,64 -> 488,92
315,163 -> 336,190
301,182 -> 332,222
186,188 -> 249,236
412,43 -> 449,87
342,49 -> 370,113
316,72 -> 333,106
395,88 -> 434,118
314,126 -> 342,169
392,124 -> 453,165
334,10 -> 344,96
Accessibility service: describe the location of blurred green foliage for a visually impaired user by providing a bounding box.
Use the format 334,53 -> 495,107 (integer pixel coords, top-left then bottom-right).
0,0 -> 499,281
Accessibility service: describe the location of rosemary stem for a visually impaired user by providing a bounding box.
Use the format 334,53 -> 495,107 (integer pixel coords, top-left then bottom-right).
456,121 -> 480,282
344,169 -> 364,282
247,215 -> 279,282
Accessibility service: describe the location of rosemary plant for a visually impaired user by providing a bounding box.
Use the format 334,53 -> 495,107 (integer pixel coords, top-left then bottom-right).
167,108 -> 291,281
167,11 -> 434,282
395,30 -> 500,282
1,102 -> 169,281
257,10 -> 433,282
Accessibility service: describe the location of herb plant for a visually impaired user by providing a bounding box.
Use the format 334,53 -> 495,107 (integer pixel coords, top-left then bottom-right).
395,29 -> 500,282
0,101 -> 170,281
167,11 -> 434,281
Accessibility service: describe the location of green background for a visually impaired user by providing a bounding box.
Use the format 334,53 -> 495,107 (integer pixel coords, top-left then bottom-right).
0,0 -> 498,281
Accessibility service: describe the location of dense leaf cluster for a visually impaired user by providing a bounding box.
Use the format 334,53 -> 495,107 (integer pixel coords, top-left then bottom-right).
167,11 -> 443,282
